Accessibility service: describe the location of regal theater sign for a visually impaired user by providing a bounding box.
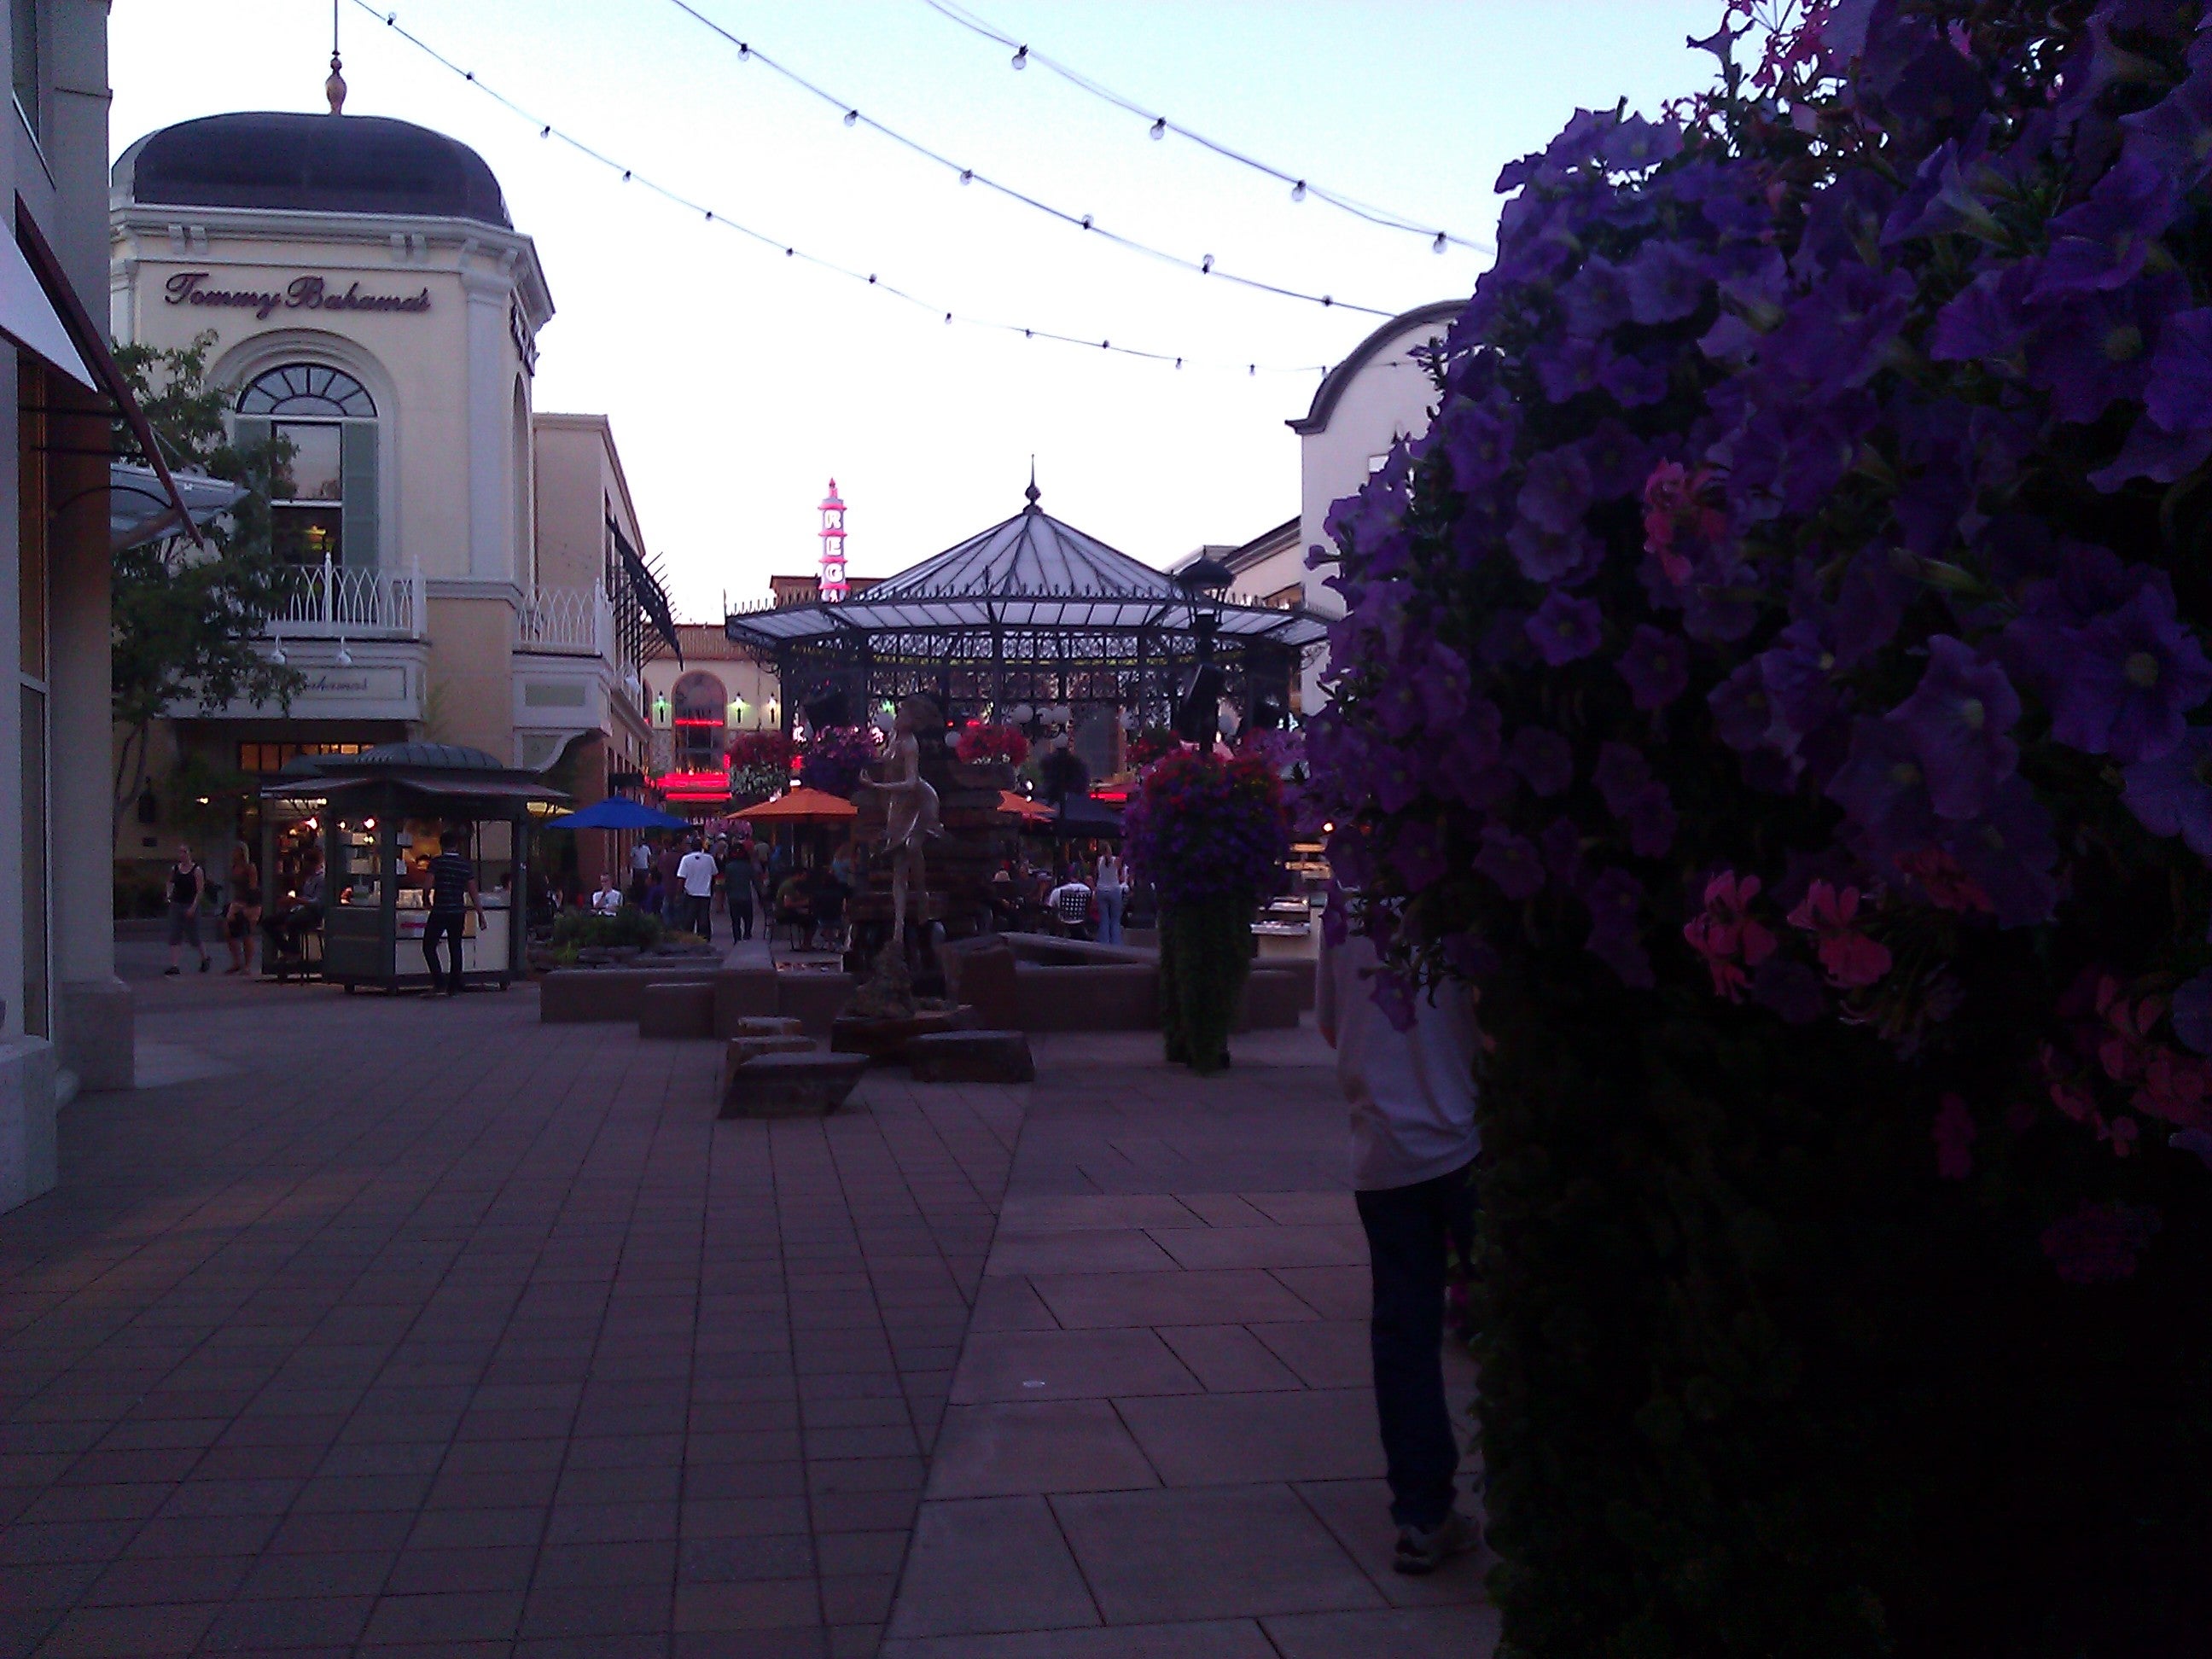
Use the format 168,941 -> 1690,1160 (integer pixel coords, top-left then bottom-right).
163,271 -> 432,322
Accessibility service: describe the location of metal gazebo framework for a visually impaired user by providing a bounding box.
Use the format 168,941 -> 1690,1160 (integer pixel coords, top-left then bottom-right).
724,481 -> 1330,744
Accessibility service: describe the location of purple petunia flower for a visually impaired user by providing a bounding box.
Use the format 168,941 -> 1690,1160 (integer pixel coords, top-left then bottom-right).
2122,60 -> 2212,189
2026,271 -> 2186,423
1532,336 -> 1608,404
1436,395 -> 1518,496
1390,821 -> 1450,890
1621,783 -> 1677,857
2047,584 -> 2212,764
1507,521 -> 1603,586
1582,420 -> 1653,500
1827,717 -> 1940,859
2089,413 -> 2212,492
1472,825 -> 1544,900
1593,741 -> 1652,814
2172,969 -> 2212,1057
2031,154 -> 2177,300
2142,307 -> 2212,436
1937,777 -> 2059,928
1540,816 -> 1586,887
2120,728 -> 2212,856
1599,350 -> 1669,407
1600,114 -> 1682,172
1626,240 -> 1708,324
1526,591 -> 1604,665
1508,725 -> 1574,797
1761,263 -> 1916,389
1708,659 -> 1779,752
1517,445 -> 1593,535
1617,625 -> 1690,709
1757,620 -> 1841,739
1929,263 -> 2033,362
1885,636 -> 2022,820
1582,867 -> 1653,987
1561,256 -> 1632,337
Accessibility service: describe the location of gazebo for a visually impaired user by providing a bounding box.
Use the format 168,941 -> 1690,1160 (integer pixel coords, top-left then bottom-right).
724,480 -> 1329,755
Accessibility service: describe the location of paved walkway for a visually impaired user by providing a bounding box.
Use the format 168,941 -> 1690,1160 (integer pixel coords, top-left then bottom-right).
0,951 -> 1490,1658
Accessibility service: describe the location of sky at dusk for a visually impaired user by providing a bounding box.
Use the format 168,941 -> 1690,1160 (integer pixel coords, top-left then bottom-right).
110,0 -> 1725,620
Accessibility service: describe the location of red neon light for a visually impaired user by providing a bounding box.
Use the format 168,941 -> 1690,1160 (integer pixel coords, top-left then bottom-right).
672,717 -> 724,727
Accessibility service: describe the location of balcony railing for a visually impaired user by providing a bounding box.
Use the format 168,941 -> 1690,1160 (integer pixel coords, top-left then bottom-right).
516,585 -> 614,658
267,558 -> 425,639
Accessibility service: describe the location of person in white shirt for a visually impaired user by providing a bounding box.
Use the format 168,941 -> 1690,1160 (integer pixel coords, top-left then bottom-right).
1048,873 -> 1094,938
675,838 -> 719,936
1093,851 -> 1127,945
1316,923 -> 1480,1577
590,872 -> 623,917
628,836 -> 654,904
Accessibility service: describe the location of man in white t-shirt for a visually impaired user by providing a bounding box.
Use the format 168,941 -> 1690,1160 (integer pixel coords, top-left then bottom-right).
1048,875 -> 1093,938
1317,925 -> 1479,1577
675,837 -> 719,936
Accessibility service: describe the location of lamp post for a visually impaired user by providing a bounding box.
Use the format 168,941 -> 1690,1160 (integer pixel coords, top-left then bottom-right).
1173,556 -> 1231,744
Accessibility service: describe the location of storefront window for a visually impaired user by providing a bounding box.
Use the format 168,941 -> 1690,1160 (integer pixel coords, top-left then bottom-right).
672,671 -> 729,770
237,741 -> 366,775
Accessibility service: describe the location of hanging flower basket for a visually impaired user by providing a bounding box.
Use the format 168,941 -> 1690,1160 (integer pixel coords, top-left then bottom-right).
1124,748 -> 1288,1072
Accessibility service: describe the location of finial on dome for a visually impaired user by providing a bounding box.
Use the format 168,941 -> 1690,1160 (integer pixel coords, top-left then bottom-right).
1025,457 -> 1039,509
326,0 -> 346,114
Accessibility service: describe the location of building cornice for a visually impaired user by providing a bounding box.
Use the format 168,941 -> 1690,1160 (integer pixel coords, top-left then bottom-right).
109,204 -> 554,331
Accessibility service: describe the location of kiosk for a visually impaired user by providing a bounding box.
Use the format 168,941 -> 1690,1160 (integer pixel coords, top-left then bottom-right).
261,743 -> 568,991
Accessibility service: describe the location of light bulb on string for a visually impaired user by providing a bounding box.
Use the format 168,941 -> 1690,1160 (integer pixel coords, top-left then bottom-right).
1433,231 -> 1448,253
1010,44 -> 1027,69
1149,118 -> 1165,140
843,108 -> 858,127
1290,180 -> 1307,201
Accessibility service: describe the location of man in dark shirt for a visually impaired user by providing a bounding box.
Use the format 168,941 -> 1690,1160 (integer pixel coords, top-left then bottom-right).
722,841 -> 757,942
423,829 -> 483,996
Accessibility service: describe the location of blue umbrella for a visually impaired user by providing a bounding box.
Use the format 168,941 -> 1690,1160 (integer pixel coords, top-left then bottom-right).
549,797 -> 690,830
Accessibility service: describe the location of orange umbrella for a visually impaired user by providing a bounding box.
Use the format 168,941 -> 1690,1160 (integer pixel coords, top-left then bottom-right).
997,789 -> 1053,821
736,785 -> 859,823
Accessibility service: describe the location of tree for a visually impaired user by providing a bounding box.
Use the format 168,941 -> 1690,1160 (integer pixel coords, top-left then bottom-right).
110,331 -> 300,829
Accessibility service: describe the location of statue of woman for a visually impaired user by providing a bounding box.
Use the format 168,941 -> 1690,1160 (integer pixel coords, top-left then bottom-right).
857,696 -> 941,943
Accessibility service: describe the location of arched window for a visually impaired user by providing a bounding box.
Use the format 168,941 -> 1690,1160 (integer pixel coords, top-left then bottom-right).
235,364 -> 380,567
672,671 -> 729,769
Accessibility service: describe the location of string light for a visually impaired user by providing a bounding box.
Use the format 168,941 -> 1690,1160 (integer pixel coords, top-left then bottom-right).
917,0 -> 1491,255
657,0 -> 1396,317
352,2 -> 1341,377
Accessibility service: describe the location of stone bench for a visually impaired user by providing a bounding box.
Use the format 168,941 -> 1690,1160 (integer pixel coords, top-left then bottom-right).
719,1034 -> 818,1101
719,1051 -> 868,1119
830,1005 -> 975,1062
637,980 -> 718,1039
906,1029 -> 1034,1084
540,963 -> 719,1023
776,970 -> 856,1038
1014,962 -> 1159,1031
730,1016 -> 803,1039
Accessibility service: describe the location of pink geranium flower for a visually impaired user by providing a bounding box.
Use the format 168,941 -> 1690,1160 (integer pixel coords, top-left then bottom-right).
1785,882 -> 1893,989
1682,870 -> 1775,1000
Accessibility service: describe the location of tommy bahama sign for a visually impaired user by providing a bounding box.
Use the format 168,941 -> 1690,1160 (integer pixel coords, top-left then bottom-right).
163,271 -> 432,322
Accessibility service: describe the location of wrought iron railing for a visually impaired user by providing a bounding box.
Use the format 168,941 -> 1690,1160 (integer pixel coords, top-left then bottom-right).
266,558 -> 424,638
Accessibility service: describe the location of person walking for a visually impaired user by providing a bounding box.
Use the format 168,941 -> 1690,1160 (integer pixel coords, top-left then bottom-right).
223,841 -> 262,975
164,843 -> 211,975
721,839 -> 757,941
1316,923 -> 1481,1575
422,828 -> 484,996
628,835 -> 653,904
1093,849 -> 1127,945
676,836 -> 719,937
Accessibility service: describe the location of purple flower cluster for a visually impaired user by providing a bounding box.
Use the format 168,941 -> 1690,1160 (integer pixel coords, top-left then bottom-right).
1304,3 -> 2212,1234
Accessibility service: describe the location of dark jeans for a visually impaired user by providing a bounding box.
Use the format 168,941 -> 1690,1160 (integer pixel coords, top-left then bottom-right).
422,911 -> 466,994
1355,1161 -> 1476,1529
728,890 -> 754,940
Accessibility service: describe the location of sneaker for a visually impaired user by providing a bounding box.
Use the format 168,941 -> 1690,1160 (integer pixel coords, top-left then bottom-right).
164,966 -> 180,977
1394,1511 -> 1475,1575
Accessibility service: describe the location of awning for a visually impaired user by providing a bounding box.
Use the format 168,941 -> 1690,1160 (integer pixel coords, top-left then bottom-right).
0,230 -> 91,389
610,518 -> 681,661
997,789 -> 1052,821
110,463 -> 246,552
14,195 -> 205,549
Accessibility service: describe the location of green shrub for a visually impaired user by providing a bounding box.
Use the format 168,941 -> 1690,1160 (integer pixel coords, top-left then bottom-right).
550,908 -> 664,950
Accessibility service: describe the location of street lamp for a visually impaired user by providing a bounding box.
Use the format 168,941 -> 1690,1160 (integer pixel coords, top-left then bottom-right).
1173,556 -> 1232,744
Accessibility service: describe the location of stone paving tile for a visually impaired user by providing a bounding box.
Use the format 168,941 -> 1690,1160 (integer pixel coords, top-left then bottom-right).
0,955 -> 1022,1659
883,1027 -> 1493,1656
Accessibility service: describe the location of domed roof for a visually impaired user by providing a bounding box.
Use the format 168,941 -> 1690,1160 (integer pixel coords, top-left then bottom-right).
114,113 -> 510,228
352,742 -> 508,771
